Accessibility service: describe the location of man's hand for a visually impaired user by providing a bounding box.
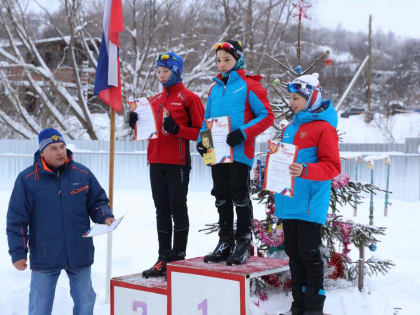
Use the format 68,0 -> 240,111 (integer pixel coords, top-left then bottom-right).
289,163 -> 304,177
226,129 -> 245,147
13,258 -> 27,271
104,218 -> 115,226
128,112 -> 138,129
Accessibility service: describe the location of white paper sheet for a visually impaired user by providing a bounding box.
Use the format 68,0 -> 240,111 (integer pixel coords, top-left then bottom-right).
263,141 -> 297,196
83,216 -> 124,237
128,97 -> 158,141
207,116 -> 233,164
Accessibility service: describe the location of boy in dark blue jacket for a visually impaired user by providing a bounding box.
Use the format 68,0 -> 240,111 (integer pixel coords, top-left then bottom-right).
7,128 -> 114,315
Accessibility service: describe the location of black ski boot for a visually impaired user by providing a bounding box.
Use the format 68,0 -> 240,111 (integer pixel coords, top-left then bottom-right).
303,287 -> 326,315
204,240 -> 233,263
142,258 -> 167,278
289,285 -> 305,315
168,250 -> 186,262
226,237 -> 251,266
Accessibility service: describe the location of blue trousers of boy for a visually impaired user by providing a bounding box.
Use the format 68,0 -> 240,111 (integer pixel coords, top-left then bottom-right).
29,265 -> 96,315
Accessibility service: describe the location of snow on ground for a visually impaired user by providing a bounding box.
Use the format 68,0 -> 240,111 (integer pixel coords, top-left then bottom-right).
337,113 -> 420,143
1,190 -> 419,315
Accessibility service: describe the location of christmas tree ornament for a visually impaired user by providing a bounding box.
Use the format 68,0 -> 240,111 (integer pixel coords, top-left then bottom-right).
369,243 -> 377,251
273,78 -> 281,87
294,65 -> 303,74
325,58 -> 333,66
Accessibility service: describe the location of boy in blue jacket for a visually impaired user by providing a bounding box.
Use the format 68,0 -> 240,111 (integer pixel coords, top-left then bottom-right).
274,73 -> 341,315
197,40 -> 274,265
7,128 -> 114,315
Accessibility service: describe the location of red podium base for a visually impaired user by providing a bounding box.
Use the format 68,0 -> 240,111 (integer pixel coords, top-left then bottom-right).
111,256 -> 289,315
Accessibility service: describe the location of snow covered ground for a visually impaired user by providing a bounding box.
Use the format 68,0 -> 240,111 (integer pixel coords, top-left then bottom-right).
1,190 -> 419,315
337,112 -> 420,144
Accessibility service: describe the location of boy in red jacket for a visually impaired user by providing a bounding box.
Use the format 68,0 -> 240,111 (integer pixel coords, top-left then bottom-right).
129,52 -> 204,277
274,73 -> 341,315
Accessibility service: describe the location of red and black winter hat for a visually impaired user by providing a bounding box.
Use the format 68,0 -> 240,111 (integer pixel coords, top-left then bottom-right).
214,40 -> 243,61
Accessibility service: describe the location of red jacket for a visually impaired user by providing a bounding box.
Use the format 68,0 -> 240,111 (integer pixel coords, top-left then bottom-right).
147,83 -> 204,166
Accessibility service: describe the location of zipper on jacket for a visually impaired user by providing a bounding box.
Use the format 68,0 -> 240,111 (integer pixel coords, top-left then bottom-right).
179,138 -> 183,166
222,75 -> 231,96
56,172 -> 71,268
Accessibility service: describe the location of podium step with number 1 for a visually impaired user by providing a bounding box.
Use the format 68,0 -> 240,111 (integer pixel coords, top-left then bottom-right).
111,256 -> 289,315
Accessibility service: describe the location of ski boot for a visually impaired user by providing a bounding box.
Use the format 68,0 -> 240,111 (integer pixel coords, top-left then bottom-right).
226,237 -> 251,266
142,259 -> 167,278
168,250 -> 186,262
204,240 -> 233,263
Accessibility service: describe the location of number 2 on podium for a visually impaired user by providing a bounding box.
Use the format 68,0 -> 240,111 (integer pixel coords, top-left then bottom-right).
198,298 -> 207,315
132,301 -> 147,314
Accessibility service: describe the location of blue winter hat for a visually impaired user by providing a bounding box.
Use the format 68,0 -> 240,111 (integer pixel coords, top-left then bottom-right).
38,128 -> 66,153
156,52 -> 184,87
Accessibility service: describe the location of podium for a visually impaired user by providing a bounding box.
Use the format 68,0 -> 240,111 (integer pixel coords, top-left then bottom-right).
111,274 -> 167,315
111,256 -> 289,315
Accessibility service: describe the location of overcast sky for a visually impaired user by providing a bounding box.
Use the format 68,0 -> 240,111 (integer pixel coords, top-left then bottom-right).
27,0 -> 419,40
311,0 -> 418,39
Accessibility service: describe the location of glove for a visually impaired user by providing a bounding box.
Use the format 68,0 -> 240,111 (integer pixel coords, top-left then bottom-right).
226,129 -> 245,147
196,141 -> 207,157
128,112 -> 138,129
163,115 -> 180,134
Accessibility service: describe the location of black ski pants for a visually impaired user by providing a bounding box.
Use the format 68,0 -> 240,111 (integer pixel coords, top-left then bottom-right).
210,161 -> 253,241
150,163 -> 190,259
282,219 -> 324,290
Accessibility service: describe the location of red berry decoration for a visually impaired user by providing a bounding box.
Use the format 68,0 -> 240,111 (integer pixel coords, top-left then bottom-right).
325,58 -> 333,66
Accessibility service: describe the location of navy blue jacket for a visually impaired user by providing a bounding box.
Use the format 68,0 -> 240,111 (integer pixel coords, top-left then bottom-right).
6,149 -> 113,270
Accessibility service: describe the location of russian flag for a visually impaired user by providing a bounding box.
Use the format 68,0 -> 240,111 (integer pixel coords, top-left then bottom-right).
94,0 -> 124,112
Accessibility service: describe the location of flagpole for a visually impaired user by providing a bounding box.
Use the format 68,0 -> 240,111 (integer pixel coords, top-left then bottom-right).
105,107 -> 115,303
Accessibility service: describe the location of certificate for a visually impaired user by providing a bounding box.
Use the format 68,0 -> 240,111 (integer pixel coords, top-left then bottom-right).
263,140 -> 297,197
82,216 -> 124,237
128,97 -> 158,141
204,116 -> 233,164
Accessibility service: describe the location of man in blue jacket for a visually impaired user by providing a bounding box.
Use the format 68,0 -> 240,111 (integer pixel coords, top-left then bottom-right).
6,128 -> 114,315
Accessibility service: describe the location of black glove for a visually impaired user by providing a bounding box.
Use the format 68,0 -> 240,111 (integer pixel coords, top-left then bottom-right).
128,111 -> 138,129
226,129 -> 245,147
196,141 -> 207,157
163,115 -> 180,134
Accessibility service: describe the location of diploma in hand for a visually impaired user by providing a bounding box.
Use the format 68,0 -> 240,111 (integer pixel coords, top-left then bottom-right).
263,140 -> 297,197
202,116 -> 233,165
128,97 -> 158,141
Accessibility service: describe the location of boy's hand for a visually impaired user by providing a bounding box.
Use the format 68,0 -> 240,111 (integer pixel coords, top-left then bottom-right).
289,163 -> 304,177
128,112 -> 138,129
226,129 -> 244,147
196,141 -> 207,157
163,115 -> 180,134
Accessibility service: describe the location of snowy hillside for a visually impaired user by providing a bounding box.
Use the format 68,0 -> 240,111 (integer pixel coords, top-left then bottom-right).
337,112 -> 420,143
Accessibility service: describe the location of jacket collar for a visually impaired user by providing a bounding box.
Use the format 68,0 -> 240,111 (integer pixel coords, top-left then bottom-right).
163,82 -> 185,94
292,99 -> 338,128
213,69 -> 246,85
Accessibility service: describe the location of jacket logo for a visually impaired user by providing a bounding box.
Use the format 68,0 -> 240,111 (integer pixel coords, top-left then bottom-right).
300,131 -> 307,139
233,86 -> 245,94
171,102 -> 182,106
